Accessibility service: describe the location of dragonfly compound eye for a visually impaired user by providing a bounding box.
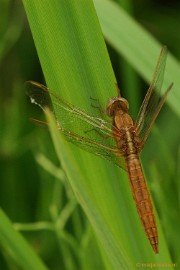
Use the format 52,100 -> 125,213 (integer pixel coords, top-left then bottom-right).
118,98 -> 129,111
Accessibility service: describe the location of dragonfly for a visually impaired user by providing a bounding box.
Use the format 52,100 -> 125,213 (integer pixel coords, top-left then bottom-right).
26,46 -> 173,254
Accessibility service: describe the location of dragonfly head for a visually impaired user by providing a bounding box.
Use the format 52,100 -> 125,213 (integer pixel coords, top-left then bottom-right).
105,97 -> 129,117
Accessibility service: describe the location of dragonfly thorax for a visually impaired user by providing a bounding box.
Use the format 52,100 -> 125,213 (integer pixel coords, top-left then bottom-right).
114,110 -> 134,130
105,97 -> 129,117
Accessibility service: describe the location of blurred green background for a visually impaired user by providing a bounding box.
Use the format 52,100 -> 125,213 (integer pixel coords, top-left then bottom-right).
0,0 -> 179,269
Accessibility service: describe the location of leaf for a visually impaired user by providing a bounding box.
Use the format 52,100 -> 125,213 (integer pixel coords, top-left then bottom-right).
22,0 -> 173,268
94,0 -> 180,117
0,209 -> 48,270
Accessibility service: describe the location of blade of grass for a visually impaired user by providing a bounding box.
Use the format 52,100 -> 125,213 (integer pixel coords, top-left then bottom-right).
94,0 -> 180,117
0,209 -> 48,270
22,0 -> 173,268
22,1 -> 134,269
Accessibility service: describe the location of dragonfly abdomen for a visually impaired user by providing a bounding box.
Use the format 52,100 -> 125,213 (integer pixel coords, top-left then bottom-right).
125,154 -> 158,253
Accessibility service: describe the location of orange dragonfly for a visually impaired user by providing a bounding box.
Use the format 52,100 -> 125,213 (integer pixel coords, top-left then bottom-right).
26,46 -> 173,254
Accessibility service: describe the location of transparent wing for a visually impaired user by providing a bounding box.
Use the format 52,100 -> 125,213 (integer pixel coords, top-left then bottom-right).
26,81 -> 127,170
135,46 -> 172,148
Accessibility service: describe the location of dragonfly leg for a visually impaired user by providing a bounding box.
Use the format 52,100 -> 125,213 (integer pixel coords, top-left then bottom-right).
84,128 -> 111,139
90,97 -> 104,116
115,83 -> 121,97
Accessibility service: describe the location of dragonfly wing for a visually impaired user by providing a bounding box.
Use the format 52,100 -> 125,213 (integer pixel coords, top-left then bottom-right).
26,81 -> 53,111
135,46 -> 172,149
59,127 -> 127,170
26,81 -> 127,171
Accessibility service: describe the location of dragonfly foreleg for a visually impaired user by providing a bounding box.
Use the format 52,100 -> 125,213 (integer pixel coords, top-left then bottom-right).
84,127 -> 111,139
90,96 -> 104,117
115,83 -> 122,97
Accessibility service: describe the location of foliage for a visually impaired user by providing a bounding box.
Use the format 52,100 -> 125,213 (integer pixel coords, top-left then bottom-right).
0,0 -> 179,269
